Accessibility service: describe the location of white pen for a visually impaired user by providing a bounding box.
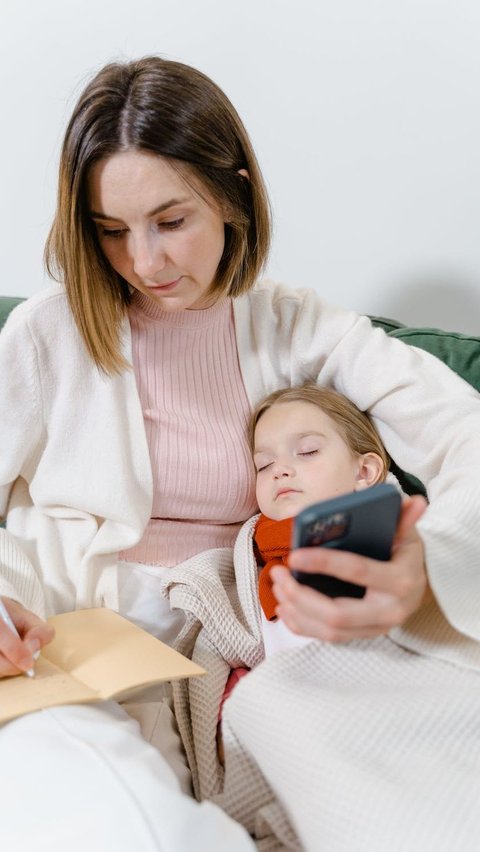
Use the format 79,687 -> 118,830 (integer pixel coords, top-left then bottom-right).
0,598 -> 37,678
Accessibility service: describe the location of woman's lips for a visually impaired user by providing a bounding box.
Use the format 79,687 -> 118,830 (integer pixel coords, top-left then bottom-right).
147,277 -> 182,293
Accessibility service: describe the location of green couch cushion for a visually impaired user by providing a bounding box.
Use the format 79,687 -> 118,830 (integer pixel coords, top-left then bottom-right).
0,297 -> 24,331
369,316 -> 480,394
370,316 -> 480,495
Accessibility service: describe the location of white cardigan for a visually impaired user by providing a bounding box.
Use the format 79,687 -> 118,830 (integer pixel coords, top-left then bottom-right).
1,280 -> 479,654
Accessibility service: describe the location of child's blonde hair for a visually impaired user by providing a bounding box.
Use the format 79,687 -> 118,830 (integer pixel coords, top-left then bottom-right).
249,383 -> 389,478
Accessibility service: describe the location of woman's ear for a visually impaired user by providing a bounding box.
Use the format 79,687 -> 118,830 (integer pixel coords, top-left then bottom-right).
353,453 -> 385,490
238,168 -> 250,180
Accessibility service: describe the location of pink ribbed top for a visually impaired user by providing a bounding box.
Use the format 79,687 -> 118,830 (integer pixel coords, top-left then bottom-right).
120,291 -> 258,567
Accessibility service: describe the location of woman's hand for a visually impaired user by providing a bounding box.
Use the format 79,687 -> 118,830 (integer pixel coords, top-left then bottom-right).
0,597 -> 55,678
270,495 -> 428,642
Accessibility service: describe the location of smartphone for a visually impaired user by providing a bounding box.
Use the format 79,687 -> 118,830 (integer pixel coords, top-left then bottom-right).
291,483 -> 401,598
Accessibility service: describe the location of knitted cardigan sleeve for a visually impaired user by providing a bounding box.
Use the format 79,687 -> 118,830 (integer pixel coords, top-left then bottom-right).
0,308 -> 46,616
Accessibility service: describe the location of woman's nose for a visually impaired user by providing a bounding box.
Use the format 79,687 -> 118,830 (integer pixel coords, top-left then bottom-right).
131,235 -> 166,279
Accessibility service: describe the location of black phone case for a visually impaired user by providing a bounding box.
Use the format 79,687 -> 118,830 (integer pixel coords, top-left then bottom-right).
291,483 -> 401,598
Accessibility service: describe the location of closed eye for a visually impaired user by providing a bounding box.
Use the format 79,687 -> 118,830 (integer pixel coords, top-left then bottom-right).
159,217 -> 185,230
257,462 -> 273,472
97,217 -> 185,239
100,227 -> 126,239
298,450 -> 319,457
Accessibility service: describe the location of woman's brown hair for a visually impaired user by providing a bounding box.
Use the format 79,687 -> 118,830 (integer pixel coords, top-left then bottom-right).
45,56 -> 272,373
249,383 -> 389,478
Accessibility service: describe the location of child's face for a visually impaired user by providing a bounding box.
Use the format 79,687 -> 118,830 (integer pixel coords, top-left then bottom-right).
253,401 -> 366,521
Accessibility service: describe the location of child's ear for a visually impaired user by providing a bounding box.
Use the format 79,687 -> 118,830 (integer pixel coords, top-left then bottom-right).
353,453 -> 385,490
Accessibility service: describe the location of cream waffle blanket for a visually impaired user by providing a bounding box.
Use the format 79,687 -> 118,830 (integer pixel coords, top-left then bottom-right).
161,516 -> 480,851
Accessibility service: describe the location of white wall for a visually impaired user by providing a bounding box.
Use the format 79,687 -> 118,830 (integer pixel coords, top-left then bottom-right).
2,0 -> 480,333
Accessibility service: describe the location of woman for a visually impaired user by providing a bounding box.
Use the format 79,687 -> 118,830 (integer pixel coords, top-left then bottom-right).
0,56 -> 479,850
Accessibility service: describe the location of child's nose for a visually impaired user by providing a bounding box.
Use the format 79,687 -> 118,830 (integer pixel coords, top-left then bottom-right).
272,461 -> 295,479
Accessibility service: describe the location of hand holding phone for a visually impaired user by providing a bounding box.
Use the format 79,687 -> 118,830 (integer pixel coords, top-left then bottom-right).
291,483 -> 401,598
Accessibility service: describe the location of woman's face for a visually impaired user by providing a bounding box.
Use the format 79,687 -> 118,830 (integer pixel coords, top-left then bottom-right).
88,150 -> 227,311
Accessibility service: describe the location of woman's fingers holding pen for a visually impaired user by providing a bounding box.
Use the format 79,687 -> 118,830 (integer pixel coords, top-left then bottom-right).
5,597 -> 55,645
0,624 -> 36,677
0,598 -> 54,678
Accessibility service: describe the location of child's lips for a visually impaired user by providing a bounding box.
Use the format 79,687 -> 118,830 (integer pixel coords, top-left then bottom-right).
275,488 -> 301,500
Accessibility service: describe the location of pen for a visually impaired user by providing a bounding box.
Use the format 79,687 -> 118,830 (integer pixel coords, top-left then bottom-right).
0,598 -> 36,678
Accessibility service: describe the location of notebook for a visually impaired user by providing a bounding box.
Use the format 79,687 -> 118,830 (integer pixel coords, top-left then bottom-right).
0,607 -> 204,723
